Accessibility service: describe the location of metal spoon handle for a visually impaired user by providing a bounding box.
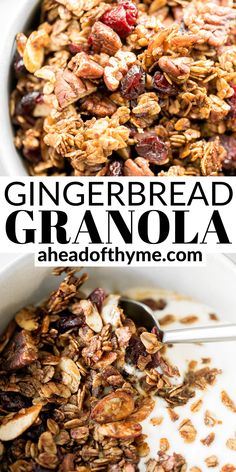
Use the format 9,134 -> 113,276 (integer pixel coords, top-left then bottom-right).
163,324 -> 236,344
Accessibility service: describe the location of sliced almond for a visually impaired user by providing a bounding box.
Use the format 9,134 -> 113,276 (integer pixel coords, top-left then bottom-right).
129,397 -> 155,422
59,357 -> 81,393
79,300 -> 103,333
23,30 -> 49,73
0,404 -> 42,441
101,295 -> 122,328
91,391 -> 134,423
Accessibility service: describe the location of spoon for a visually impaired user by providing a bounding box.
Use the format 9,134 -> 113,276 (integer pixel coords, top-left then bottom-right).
119,297 -> 236,344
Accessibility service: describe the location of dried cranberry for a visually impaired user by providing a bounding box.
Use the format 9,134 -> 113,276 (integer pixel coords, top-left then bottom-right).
0,392 -> 30,411
125,335 -> 148,366
100,0 -> 138,38
220,135 -> 236,162
88,288 -> 106,312
227,84 -> 236,118
25,422 -> 45,441
141,298 -> 167,311
15,91 -> 43,116
121,65 -> 145,100
23,148 -> 41,164
152,71 -> 177,96
13,51 -> 27,77
135,132 -> 169,165
107,160 -> 124,176
56,312 -> 85,333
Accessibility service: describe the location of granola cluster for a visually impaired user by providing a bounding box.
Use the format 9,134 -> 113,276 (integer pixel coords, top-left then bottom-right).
10,0 -> 236,176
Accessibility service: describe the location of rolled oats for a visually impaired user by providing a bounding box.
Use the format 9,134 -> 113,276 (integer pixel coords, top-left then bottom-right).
205,455 -> 219,468
10,0 -> 236,176
178,418 -> 197,443
226,438 -> 236,451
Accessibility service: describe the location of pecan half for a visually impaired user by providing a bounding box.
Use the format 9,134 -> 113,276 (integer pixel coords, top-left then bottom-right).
3,330 -> 38,371
68,52 -> 104,79
81,93 -> 117,117
54,69 -> 96,109
89,21 -> 122,56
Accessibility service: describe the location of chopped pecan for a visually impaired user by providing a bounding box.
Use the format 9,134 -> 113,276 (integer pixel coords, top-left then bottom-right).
104,51 -> 136,91
81,93 -> 117,117
68,52 -> 104,79
89,21 -> 122,56
158,56 -> 192,81
54,69 -> 96,109
124,157 -> 154,176
3,330 -> 38,371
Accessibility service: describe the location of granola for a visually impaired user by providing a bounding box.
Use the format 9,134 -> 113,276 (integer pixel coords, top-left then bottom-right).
0,271 -> 235,471
10,0 -> 236,176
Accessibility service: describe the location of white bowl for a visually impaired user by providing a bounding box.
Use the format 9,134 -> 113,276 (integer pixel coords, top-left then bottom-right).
0,0 -> 40,176
0,253 -> 235,332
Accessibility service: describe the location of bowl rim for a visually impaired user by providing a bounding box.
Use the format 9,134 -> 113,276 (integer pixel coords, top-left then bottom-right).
0,0 -> 40,176
0,252 -> 235,283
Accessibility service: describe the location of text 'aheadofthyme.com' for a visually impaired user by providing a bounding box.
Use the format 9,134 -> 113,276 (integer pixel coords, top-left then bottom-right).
0,177 -> 234,266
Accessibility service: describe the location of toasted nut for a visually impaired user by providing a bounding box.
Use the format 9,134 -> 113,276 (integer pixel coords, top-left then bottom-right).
79,300 -> 103,333
3,330 -> 38,371
89,21 -> 122,56
59,357 -> 81,393
15,308 -> 39,331
98,421 -> 142,439
129,397 -> 155,422
69,52 -> 104,79
23,29 -> 49,73
91,391 -> 134,423
55,69 -> 96,109
124,158 -> 154,176
104,51 -> 136,92
0,404 -> 42,441
140,332 -> 163,354
81,93 -> 117,118
101,295 -> 122,328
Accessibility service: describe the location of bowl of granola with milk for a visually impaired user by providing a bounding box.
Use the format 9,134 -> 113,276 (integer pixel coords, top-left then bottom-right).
0,255 -> 235,471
